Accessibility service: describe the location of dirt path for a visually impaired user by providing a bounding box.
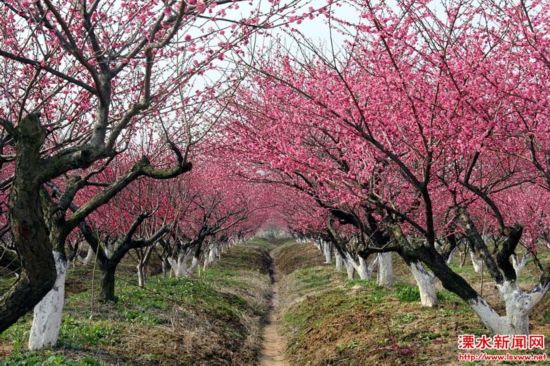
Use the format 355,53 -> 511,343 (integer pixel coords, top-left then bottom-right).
259,252 -> 288,366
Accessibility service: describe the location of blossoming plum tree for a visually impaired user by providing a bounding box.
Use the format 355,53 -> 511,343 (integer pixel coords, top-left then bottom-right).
224,0 -> 549,334
0,0 -> 308,334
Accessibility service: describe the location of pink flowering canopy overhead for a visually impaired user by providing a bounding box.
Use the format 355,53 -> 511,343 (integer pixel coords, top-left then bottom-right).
220,0 -> 549,250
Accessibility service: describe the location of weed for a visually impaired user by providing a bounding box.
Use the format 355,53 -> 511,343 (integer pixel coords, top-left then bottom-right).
395,284 -> 420,302
58,317 -> 116,348
397,313 -> 417,324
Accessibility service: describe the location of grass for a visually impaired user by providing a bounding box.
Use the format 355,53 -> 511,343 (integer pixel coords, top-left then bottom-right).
394,283 -> 421,302
2,239 -> 548,365
271,240 -> 325,276
0,352 -> 101,366
275,241 -> 550,366
0,241 -> 273,365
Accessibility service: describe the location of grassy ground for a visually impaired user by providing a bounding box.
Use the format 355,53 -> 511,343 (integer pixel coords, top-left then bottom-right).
0,239 -> 274,366
274,241 -> 550,366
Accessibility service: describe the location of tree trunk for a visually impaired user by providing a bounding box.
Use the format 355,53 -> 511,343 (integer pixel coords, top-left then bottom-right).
313,240 -> 321,251
209,247 -> 216,263
334,250 -> 344,272
356,256 -> 370,280
344,257 -> 355,280
511,253 -> 529,278
28,251 -> 67,350
446,247 -> 456,265
82,245 -> 94,265
470,250 -> 483,273
347,254 -> 370,280
322,241 -> 332,264
168,254 -> 188,278
100,266 -> 117,302
137,263 -> 146,287
468,280 -> 544,335
409,261 -> 438,307
161,256 -> 169,277
203,248 -> 216,270
409,244 -> 549,334
0,114 -> 57,332
377,252 -> 394,287
460,248 -> 467,267
188,256 -> 199,275
471,280 -> 548,335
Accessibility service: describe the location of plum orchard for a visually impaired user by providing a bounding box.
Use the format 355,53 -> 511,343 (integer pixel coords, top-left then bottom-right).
222,0 -> 549,335
0,0 -> 316,349
0,0 -> 548,356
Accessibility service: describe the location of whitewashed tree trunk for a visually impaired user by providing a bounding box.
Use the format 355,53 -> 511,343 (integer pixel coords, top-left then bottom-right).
459,249 -> 466,267
511,253 -> 530,278
334,250 -> 344,272
409,261 -> 437,307
322,241 -> 332,264
344,257 -> 355,280
377,253 -> 394,287
168,254 -> 189,278
469,250 -> 483,273
446,247 -> 457,265
356,256 -> 370,280
161,257 -> 169,277
137,263 -> 146,287
28,251 -> 68,350
203,248 -> 216,271
313,239 -> 321,251
469,281 -> 549,335
346,254 -> 370,280
81,245 -> 94,265
188,256 -> 199,274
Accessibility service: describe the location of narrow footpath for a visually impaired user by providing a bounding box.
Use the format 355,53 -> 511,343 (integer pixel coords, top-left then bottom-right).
259,251 -> 288,366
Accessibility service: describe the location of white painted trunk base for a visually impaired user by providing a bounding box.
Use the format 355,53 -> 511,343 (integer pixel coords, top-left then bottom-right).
512,253 -> 529,278
377,253 -> 394,287
346,254 -> 370,280
190,256 -> 199,273
334,250 -> 344,272
81,245 -> 94,265
203,247 -> 217,270
469,280 -> 549,335
446,247 -> 457,265
137,263 -> 146,287
210,247 -> 217,261
409,261 -> 437,307
168,254 -> 189,278
28,251 -> 67,350
469,251 -> 483,273
313,240 -> 321,251
344,258 -> 355,280
356,257 -> 370,280
322,241 -> 332,264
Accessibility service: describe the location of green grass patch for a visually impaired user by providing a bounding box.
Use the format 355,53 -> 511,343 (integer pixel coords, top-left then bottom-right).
0,352 -> 100,366
1,241 -> 274,365
58,317 -> 117,349
394,283 -> 420,302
